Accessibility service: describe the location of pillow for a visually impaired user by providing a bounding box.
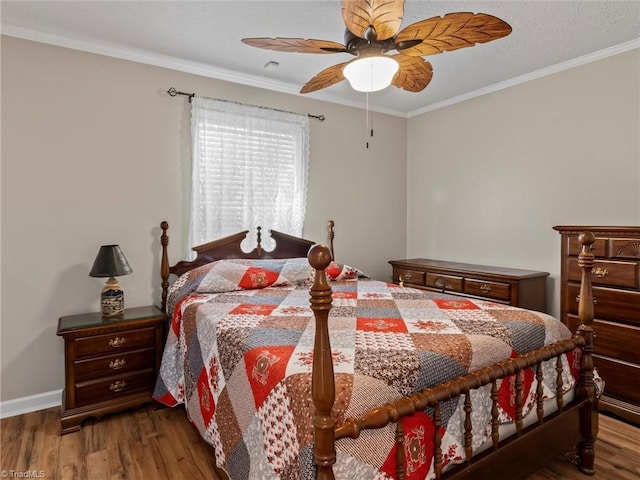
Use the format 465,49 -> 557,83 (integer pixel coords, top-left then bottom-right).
325,261 -> 363,280
195,259 -> 292,293
187,257 -> 368,294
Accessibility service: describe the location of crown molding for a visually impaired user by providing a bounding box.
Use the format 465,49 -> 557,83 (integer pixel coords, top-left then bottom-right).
2,25 -> 638,119
408,38 -> 640,118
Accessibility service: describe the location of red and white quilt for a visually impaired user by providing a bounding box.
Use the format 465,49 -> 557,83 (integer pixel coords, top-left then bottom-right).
153,258 -> 579,480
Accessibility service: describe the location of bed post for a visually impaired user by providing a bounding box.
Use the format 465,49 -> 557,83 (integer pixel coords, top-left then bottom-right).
308,244 -> 336,480
576,231 -> 598,475
327,220 -> 335,260
160,221 -> 170,313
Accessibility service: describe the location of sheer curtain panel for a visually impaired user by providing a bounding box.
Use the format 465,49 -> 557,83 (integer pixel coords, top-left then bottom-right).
190,97 -> 310,252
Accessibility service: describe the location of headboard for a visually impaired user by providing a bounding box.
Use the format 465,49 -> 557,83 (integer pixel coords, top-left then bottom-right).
160,220 -> 335,312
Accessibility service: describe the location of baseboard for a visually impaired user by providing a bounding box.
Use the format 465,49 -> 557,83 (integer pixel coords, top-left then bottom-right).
0,390 -> 62,419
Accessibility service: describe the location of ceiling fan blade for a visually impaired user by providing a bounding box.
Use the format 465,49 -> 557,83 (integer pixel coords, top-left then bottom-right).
241,37 -> 347,54
342,0 -> 405,41
394,12 -> 512,57
300,62 -> 349,94
391,55 -> 433,92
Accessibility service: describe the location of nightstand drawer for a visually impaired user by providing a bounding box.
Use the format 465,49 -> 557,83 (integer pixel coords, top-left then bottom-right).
75,347 -> 156,382
75,370 -> 155,407
74,327 -> 157,358
394,268 -> 426,286
426,273 -> 463,293
464,278 -> 510,301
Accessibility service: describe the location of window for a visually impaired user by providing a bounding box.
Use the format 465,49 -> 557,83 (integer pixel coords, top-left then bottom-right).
190,97 -> 310,252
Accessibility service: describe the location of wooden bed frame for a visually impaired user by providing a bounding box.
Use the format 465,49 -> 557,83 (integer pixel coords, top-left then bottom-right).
159,220 -> 598,480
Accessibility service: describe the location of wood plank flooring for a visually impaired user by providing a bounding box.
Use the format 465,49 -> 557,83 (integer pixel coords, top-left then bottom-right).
1,405 -> 638,479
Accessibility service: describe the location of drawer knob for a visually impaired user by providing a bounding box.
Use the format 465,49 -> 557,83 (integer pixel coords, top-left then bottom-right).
109,380 -> 126,392
433,278 -> 449,292
480,284 -> 492,293
109,358 -> 126,370
109,337 -> 126,348
591,267 -> 609,278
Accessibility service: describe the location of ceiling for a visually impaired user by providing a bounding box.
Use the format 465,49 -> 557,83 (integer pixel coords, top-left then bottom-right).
2,1 -> 639,117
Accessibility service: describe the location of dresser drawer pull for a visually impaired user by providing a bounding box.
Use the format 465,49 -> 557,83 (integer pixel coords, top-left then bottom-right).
433,278 -> 449,292
109,380 -> 126,392
480,284 -> 492,293
109,358 -> 126,370
575,294 -> 597,305
109,337 -> 126,348
591,267 -> 609,278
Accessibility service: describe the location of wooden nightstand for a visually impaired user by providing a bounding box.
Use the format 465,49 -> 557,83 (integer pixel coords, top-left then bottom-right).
56,305 -> 166,434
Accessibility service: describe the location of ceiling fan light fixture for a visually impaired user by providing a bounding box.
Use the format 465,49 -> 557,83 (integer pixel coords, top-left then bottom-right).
343,55 -> 399,92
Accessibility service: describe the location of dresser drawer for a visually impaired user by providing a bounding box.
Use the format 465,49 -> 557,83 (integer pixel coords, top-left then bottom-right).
567,315 -> 640,365
464,278 -> 510,301
394,268 -> 426,287
610,238 -> 640,259
75,347 -> 156,382
567,283 -> 640,325
73,327 -> 157,358
568,236 -> 607,257
425,273 -> 463,293
75,370 -> 155,407
593,355 -> 640,405
567,258 -> 639,289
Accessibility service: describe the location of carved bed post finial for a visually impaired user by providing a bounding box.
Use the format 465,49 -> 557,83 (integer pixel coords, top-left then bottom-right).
160,221 -> 170,313
256,226 -> 262,257
308,244 -> 336,480
327,220 -> 335,261
576,231 -> 597,475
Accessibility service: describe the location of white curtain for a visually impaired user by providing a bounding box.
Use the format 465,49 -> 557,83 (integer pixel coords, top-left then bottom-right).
189,97 -> 310,253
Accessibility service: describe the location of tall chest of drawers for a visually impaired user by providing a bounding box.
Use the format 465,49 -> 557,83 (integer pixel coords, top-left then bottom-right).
554,226 -> 640,425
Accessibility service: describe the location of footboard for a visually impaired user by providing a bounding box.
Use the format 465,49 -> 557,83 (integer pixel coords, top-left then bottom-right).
308,232 -> 598,480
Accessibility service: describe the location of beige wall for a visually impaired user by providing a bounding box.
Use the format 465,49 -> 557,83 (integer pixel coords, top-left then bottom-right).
0,36 -> 407,402
2,35 -> 638,405
407,49 -> 640,317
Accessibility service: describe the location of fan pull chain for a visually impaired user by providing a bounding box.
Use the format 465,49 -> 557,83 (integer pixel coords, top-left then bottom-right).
366,92 -> 370,149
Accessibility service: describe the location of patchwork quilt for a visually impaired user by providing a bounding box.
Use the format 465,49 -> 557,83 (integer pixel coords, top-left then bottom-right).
153,258 -> 579,480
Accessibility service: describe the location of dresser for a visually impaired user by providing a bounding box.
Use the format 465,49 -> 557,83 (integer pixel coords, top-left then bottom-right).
554,226 -> 640,425
57,305 -> 166,433
388,258 -> 549,312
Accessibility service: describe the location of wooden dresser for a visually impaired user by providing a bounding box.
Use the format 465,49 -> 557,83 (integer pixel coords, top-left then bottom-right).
554,226 -> 640,425
388,258 -> 549,312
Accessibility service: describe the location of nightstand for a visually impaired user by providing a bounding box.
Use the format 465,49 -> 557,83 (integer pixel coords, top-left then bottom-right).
56,305 -> 166,434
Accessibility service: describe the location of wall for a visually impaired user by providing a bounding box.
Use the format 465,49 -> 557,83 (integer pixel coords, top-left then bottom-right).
406,49 -> 640,317
0,36 -> 407,404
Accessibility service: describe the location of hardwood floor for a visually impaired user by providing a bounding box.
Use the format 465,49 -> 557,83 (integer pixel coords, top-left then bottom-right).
1,405 -> 638,479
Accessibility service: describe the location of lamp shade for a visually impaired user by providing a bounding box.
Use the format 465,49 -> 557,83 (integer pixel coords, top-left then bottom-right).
343,55 -> 399,92
89,245 -> 132,278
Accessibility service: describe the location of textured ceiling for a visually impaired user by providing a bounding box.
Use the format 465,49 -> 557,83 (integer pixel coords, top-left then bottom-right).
2,1 -> 639,117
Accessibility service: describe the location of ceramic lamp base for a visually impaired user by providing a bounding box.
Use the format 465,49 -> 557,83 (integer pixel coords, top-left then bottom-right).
101,277 -> 125,317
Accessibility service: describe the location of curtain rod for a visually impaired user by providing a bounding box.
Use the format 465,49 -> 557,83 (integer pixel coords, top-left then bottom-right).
167,87 -> 325,121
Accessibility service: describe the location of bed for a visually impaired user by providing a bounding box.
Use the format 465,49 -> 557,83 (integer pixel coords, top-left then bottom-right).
153,220 -> 599,480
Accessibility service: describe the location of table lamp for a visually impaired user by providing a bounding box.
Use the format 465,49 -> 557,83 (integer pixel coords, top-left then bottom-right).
89,245 -> 132,317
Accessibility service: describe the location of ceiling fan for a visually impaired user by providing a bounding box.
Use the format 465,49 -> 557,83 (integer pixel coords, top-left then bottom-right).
242,0 -> 512,94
